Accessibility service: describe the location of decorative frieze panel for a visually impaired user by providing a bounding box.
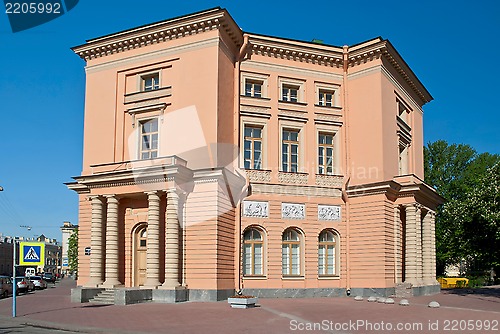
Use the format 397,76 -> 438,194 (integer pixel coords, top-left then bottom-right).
318,205 -> 341,221
243,201 -> 269,218
246,170 -> 271,183
282,203 -> 305,220
315,174 -> 344,188
278,172 -> 308,185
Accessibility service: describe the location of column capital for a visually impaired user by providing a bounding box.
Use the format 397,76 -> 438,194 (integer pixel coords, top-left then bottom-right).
146,190 -> 163,197
105,194 -> 119,203
87,195 -> 103,202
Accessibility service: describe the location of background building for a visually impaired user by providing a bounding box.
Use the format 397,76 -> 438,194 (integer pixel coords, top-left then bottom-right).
60,221 -> 78,275
68,7 -> 443,304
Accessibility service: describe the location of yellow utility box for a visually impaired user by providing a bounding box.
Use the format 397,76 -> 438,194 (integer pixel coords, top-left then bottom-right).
437,277 -> 469,288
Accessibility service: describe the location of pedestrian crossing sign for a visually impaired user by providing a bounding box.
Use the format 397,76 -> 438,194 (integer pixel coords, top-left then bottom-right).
19,242 -> 45,266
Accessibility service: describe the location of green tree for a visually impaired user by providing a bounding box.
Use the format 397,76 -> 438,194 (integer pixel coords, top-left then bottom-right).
67,228 -> 78,276
424,140 -> 500,276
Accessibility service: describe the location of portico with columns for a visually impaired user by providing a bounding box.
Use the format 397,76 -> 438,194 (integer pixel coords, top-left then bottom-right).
84,189 -> 182,290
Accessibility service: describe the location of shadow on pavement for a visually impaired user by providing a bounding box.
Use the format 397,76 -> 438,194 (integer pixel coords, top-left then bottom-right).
442,286 -> 500,298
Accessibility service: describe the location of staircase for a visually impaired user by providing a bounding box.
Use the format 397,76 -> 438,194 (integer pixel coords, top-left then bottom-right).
89,289 -> 115,304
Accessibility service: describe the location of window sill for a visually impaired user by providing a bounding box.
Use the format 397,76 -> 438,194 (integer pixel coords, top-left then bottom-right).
241,95 -> 271,101
243,275 -> 267,280
124,86 -> 172,104
279,100 -> 307,106
318,275 -> 340,280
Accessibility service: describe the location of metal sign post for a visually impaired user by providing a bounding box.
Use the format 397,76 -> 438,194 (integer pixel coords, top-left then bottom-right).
12,240 -> 17,318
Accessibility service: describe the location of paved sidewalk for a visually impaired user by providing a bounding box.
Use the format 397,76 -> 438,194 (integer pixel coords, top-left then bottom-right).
0,278 -> 499,333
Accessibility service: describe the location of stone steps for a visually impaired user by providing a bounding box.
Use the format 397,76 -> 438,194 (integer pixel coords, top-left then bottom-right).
89,289 -> 115,304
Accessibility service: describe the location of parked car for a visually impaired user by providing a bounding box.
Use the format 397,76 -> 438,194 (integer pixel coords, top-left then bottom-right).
14,277 -> 34,293
29,276 -> 48,290
0,275 -> 13,298
43,272 -> 56,283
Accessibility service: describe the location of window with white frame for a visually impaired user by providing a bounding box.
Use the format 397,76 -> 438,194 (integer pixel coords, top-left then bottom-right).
397,99 -> 409,123
282,228 -> 301,276
282,84 -> 299,102
139,118 -> 159,159
318,89 -> 334,107
315,83 -> 340,108
243,227 -> 264,276
398,142 -> 409,175
318,132 -> 335,175
141,73 -> 160,91
245,79 -> 263,98
318,230 -> 338,276
282,129 -> 299,172
244,126 -> 263,169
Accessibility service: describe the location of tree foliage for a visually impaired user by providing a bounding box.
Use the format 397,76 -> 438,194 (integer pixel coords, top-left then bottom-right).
67,228 -> 78,274
424,140 -> 500,277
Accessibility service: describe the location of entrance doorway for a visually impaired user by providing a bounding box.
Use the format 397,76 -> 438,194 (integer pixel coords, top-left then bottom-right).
134,226 -> 147,287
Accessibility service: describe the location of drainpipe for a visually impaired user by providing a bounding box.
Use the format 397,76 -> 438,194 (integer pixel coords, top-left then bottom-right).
342,45 -> 352,293
234,34 -> 249,293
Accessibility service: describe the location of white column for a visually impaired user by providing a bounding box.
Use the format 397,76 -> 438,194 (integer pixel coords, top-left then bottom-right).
162,189 -> 180,288
144,191 -> 161,288
415,204 -> 423,285
86,196 -> 104,287
422,209 -> 434,285
394,206 -> 401,284
102,195 -> 121,287
430,212 -> 438,284
404,204 -> 419,286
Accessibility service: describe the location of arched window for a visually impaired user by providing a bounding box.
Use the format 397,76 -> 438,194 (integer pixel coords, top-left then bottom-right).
318,230 -> 338,276
243,228 -> 263,275
282,228 -> 301,276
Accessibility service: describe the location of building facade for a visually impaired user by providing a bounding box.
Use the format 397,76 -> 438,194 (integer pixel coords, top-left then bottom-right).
67,7 -> 443,303
60,221 -> 78,275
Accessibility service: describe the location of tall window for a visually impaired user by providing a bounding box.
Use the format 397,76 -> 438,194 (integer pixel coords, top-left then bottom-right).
142,73 -> 160,91
244,126 -> 262,169
245,80 -> 263,97
282,129 -> 299,172
318,133 -> 335,175
139,118 -> 159,159
282,228 -> 301,276
318,89 -> 334,107
398,143 -> 409,175
243,228 -> 263,275
318,230 -> 337,276
282,84 -> 299,102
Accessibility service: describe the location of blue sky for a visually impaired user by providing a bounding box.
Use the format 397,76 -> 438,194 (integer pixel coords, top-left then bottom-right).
0,0 -> 499,239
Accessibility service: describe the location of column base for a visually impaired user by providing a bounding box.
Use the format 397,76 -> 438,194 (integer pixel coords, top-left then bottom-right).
84,278 -> 103,288
142,280 -> 161,289
101,281 -> 123,288
160,280 -> 181,289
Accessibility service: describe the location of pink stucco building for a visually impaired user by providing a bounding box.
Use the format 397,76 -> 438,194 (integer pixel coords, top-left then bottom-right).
67,7 -> 443,304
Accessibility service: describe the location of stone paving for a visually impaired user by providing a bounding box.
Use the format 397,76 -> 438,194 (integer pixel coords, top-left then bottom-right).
0,278 -> 499,333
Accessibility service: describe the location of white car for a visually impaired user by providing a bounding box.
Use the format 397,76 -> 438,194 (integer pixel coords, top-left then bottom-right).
29,276 -> 48,290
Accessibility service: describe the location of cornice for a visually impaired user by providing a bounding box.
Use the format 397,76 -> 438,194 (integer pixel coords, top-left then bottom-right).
348,38 -> 432,105
247,34 -> 344,68
69,163 -> 193,190
346,175 -> 444,209
72,8 -> 242,61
